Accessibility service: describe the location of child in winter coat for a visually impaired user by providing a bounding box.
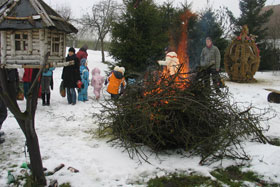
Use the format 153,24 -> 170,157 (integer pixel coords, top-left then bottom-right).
41,64 -> 55,106
105,66 -> 126,99
91,67 -> 104,100
78,58 -> 89,101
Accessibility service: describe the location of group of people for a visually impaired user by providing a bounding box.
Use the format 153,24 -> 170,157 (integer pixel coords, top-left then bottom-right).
61,45 -> 127,105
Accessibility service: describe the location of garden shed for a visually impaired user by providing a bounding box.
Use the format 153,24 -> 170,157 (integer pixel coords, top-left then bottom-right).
0,0 -> 78,68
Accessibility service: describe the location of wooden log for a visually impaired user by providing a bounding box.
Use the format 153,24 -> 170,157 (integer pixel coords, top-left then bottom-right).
0,60 -> 74,69
39,29 -> 45,62
6,60 -> 41,64
15,51 -> 29,55
49,56 -> 64,61
6,56 -> 41,60
59,34 -> 63,57
28,30 -> 33,55
10,33 -> 15,57
63,34 -> 66,58
1,31 -> 7,64
49,15 -> 66,22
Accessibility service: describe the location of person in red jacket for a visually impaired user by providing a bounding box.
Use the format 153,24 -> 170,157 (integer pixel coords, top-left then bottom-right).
76,44 -> 88,64
22,68 -> 33,99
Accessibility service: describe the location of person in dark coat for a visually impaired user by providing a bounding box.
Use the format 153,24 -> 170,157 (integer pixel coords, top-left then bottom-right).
0,69 -> 18,144
62,47 -> 81,105
0,95 -> 7,144
76,44 -> 88,64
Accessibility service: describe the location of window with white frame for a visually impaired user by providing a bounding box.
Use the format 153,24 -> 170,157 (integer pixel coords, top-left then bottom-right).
51,35 -> 60,55
15,33 -> 28,51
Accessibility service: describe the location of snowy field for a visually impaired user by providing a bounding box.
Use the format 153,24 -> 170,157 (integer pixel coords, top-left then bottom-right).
0,49 -> 280,186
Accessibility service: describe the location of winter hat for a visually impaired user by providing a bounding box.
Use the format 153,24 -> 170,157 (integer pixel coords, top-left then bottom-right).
92,67 -> 101,75
68,47 -> 75,53
114,66 -> 120,72
80,58 -> 87,66
206,37 -> 212,41
119,67 -> 125,75
166,52 -> 177,58
82,44 -> 88,50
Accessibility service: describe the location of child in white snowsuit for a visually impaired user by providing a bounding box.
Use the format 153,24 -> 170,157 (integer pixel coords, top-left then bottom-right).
78,58 -> 89,101
91,68 -> 104,100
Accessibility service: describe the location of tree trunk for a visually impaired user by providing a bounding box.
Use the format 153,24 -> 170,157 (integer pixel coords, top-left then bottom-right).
25,118 -> 46,184
100,37 -> 105,63
94,37 -> 100,50
25,69 -> 46,184
0,53 -> 50,185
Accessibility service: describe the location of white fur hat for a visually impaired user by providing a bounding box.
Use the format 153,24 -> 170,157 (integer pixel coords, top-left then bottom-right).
166,52 -> 177,58
114,66 -> 120,72
119,67 -> 125,75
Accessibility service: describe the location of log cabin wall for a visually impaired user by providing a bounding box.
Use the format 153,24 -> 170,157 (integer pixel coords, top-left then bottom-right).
1,29 -> 66,66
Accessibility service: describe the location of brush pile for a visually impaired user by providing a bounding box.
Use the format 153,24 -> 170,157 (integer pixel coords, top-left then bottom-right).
98,66 -> 269,164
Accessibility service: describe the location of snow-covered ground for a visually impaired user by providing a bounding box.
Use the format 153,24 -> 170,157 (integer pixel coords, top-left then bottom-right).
0,50 -> 280,186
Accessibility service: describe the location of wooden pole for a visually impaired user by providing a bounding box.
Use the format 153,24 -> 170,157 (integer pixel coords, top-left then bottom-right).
1,31 -> 7,64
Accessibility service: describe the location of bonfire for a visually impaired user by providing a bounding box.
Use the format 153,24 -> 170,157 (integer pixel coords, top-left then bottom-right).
98,10 -> 270,165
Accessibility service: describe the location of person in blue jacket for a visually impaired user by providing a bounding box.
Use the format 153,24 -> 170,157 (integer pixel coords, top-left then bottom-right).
41,64 -> 55,106
78,58 -> 89,102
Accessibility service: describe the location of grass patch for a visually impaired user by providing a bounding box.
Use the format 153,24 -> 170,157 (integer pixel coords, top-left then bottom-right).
147,173 -> 222,187
147,166 -> 280,187
269,137 -> 280,146
59,183 -> 71,187
210,165 -> 280,187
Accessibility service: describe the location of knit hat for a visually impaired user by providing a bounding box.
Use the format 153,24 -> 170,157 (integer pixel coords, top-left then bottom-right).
68,47 -> 75,53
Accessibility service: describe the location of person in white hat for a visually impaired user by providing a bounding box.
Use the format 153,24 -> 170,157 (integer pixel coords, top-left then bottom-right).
157,51 -> 180,76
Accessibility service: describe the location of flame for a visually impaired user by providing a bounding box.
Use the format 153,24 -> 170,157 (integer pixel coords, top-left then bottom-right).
176,10 -> 195,80
144,10 -> 195,100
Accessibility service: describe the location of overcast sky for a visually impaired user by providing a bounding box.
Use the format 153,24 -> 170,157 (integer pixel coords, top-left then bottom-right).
46,0 -> 280,18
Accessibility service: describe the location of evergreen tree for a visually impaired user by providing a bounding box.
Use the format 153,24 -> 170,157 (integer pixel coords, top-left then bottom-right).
110,0 -> 168,74
236,0 -> 273,41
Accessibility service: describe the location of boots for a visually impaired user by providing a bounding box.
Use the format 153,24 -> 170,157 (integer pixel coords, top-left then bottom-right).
42,93 -> 46,106
46,93 -> 50,106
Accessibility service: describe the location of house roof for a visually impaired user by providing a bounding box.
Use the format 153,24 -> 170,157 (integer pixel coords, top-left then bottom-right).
262,4 -> 280,39
0,0 -> 78,33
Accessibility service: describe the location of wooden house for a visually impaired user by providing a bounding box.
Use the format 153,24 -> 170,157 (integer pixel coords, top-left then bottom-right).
0,0 -> 78,68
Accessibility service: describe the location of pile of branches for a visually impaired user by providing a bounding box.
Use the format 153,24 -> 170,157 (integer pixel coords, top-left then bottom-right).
98,66 -> 270,165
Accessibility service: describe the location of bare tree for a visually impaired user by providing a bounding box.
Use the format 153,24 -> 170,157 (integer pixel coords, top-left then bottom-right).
55,5 -> 77,47
55,4 -> 73,22
216,6 -> 236,39
79,0 -> 121,62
